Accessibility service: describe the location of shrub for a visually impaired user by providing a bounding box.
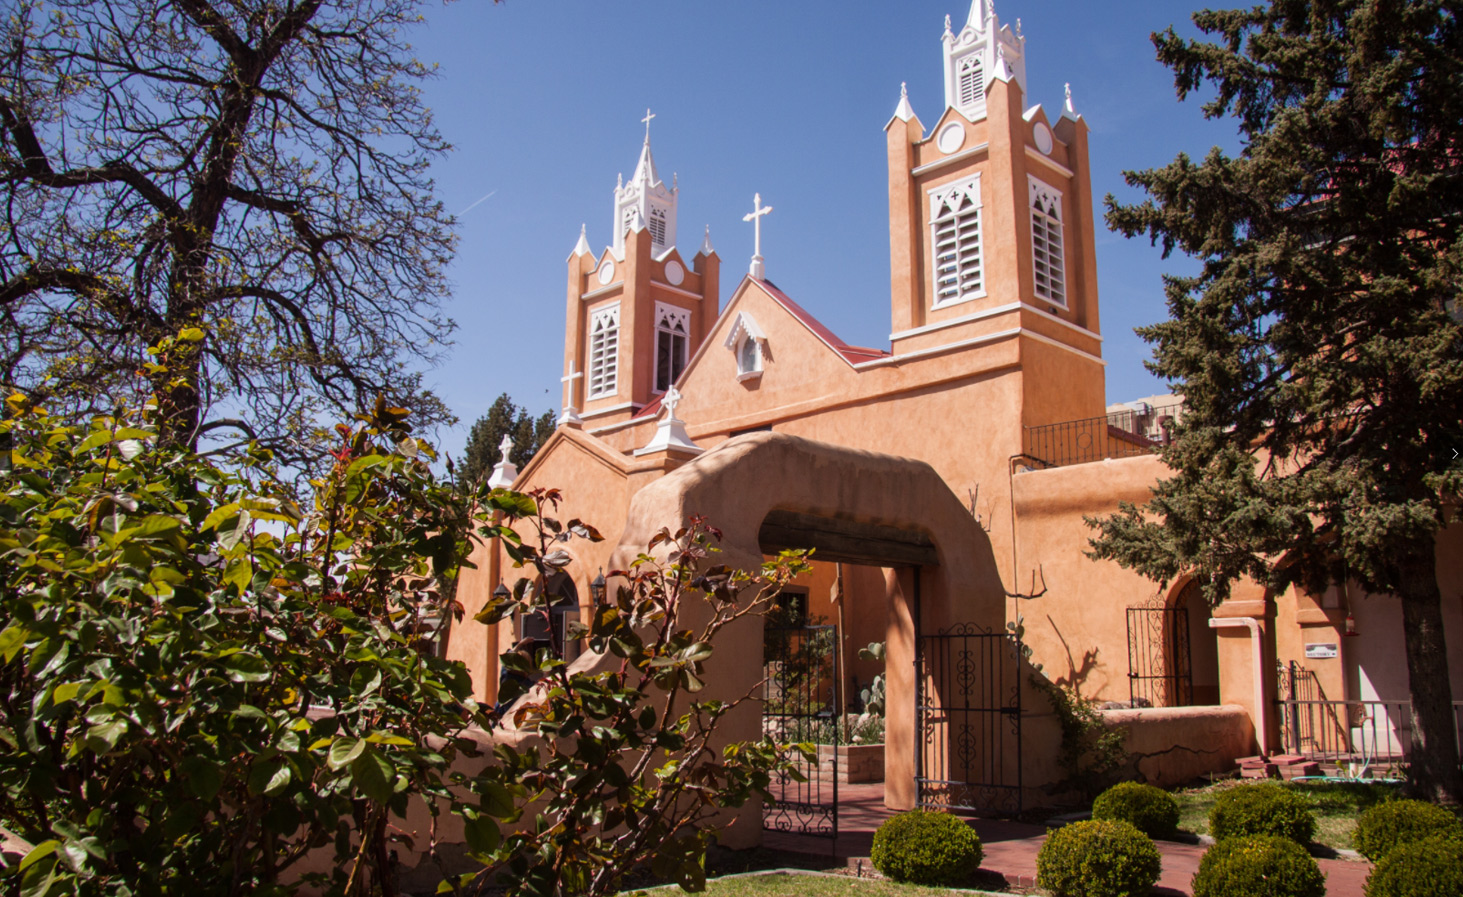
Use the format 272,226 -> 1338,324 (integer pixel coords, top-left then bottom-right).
1036,818 -> 1162,897
1353,799 -> 1463,861
1093,781 -> 1181,839
1209,783 -> 1316,843
1364,835 -> 1463,897
1191,835 -> 1326,897
870,810 -> 983,885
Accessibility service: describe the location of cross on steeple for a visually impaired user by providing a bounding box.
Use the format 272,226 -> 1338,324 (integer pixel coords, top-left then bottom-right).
743,192 -> 773,280
641,108 -> 655,142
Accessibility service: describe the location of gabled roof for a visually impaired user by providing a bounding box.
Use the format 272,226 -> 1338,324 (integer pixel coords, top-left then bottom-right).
625,276 -> 890,424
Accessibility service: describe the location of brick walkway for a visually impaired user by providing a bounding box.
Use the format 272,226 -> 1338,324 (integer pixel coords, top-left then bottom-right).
761,783 -> 1374,896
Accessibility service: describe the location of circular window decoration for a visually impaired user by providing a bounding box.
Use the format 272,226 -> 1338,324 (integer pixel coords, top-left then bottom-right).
1033,122 -> 1054,155
936,121 -> 966,155
596,259 -> 615,286
664,259 -> 685,286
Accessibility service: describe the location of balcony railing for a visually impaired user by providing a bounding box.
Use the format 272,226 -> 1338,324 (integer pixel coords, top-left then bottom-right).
1276,697 -> 1463,775
1022,401 -> 1184,469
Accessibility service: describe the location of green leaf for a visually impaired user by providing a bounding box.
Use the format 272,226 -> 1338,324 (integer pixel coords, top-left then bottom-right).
247,757 -> 290,797
120,515 -> 181,539
84,719 -> 127,754
51,681 -> 84,706
328,736 -> 366,771
0,625 -> 26,663
178,327 -> 205,342
461,811 -> 501,854
180,755 -> 223,801
17,840 -> 59,873
200,502 -> 242,532
349,747 -> 394,804
480,781 -> 516,819
222,653 -> 270,683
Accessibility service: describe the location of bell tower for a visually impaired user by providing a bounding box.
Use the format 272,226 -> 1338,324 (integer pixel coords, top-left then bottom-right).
560,116 -> 719,431
885,0 -> 1106,427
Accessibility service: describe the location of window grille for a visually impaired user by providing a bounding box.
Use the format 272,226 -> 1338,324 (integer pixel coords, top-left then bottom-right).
1029,177 -> 1066,307
654,302 -> 689,392
588,305 -> 619,398
957,54 -> 985,116
929,177 -> 984,307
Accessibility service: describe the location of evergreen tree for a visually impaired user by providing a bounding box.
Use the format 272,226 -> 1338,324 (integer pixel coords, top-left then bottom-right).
459,393 -> 555,487
1090,0 -> 1463,802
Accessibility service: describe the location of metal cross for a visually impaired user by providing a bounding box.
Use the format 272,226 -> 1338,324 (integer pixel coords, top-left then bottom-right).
743,192 -> 772,260
641,108 -> 655,141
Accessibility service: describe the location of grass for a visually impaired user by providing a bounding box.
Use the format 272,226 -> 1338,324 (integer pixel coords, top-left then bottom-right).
1171,778 -> 1400,849
640,871 -> 1001,897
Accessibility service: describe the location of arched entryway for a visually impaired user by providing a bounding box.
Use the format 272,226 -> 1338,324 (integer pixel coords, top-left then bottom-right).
601,432 -> 1011,847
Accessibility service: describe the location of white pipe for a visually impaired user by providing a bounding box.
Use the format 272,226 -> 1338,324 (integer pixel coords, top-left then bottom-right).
1210,617 -> 1270,755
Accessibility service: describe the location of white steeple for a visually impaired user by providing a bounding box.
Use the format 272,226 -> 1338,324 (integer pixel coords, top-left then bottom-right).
571,224 -> 592,258
613,109 -> 678,256
941,0 -> 1027,121
893,82 -> 916,122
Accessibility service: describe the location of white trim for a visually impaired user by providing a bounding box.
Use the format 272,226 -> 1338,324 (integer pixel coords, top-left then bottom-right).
854,326 -> 1106,370
737,370 -> 763,384
928,175 -> 986,309
580,400 -> 637,420
889,302 -> 1103,343
890,302 -> 1020,340
1021,302 -> 1101,341
1028,174 -> 1068,309
586,408 -> 651,435
652,281 -> 702,300
1019,328 -> 1106,366
1024,146 -> 1074,178
911,142 -> 989,177
581,282 -> 624,301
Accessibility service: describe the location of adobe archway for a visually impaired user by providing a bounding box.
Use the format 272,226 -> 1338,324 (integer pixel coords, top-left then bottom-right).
604,431 -> 1009,841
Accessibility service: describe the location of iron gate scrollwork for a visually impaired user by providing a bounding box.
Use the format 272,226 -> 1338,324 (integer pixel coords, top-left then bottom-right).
761,622 -> 838,838
1125,606 -> 1193,708
915,623 -> 1022,816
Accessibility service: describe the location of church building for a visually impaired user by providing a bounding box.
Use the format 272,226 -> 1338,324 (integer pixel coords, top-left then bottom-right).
447,0 -> 1463,836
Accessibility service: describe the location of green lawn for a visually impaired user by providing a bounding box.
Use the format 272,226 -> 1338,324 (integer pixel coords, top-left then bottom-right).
1171,779 -> 1400,850
635,871 -> 1002,897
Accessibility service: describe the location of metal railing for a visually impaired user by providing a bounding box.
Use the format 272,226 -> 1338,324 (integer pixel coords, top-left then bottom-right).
1022,401 -> 1183,469
1276,697 -> 1463,774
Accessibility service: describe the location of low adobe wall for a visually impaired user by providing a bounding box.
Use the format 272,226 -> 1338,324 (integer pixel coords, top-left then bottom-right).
1102,704 -> 1254,787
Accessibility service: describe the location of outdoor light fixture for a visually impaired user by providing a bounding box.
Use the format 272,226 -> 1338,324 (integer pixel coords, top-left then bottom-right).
1344,614 -> 1359,637
493,583 -> 510,602
590,569 -> 607,604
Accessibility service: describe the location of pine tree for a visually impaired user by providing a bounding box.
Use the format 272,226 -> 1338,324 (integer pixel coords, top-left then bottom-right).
458,394 -> 555,488
1090,0 -> 1463,802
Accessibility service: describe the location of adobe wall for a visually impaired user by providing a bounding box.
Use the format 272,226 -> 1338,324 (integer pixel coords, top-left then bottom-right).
1103,705 -> 1255,787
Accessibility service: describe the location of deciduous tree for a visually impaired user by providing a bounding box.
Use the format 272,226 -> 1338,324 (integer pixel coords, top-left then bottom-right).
0,0 -> 460,464
1090,0 -> 1463,802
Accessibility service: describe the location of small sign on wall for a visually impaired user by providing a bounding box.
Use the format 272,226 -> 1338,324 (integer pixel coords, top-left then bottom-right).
1304,643 -> 1338,659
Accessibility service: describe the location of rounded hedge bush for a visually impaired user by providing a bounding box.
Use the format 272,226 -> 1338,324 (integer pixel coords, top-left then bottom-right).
1036,818 -> 1162,897
1191,834 -> 1326,897
1364,835 -> 1463,897
1093,781 -> 1181,839
870,809 -> 983,885
1208,783 -> 1316,844
1352,799 -> 1463,862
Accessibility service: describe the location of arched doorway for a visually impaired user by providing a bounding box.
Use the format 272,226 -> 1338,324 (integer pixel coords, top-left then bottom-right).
1124,578 -> 1220,707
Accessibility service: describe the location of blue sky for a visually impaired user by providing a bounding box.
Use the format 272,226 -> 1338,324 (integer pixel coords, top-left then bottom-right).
410,0 -> 1239,463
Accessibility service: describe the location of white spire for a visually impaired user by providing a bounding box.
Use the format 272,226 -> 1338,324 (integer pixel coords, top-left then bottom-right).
487,434 -> 518,488
1062,82 -> 1080,120
943,0 -> 1027,117
893,81 -> 916,122
700,225 -> 715,256
613,112 -> 677,254
967,0 -> 991,29
572,223 -> 592,257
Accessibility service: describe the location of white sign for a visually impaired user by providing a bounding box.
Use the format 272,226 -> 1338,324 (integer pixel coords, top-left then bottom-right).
1304,643 -> 1338,659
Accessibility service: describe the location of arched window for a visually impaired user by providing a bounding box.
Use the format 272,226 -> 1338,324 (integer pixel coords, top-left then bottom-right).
929,176 -> 985,308
654,302 -> 689,392
587,304 -> 619,399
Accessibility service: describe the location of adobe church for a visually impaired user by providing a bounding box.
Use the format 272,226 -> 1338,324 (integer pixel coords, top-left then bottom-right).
447,0 -> 1463,835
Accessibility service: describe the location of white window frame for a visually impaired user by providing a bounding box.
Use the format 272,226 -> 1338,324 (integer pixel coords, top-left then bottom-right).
928,175 -> 986,309
723,311 -> 766,382
1028,176 -> 1067,308
956,53 -> 986,118
653,302 -> 690,393
587,303 -> 620,400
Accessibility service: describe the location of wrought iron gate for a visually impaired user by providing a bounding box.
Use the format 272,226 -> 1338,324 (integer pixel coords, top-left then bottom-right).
1125,607 -> 1193,707
761,622 -> 838,838
915,623 -> 1022,816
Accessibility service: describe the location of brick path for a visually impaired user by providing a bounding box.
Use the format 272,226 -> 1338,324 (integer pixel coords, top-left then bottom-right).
761,782 -> 1373,896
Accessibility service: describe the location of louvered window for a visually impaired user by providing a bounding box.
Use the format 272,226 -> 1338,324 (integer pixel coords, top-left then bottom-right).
587,304 -> 620,399
929,176 -> 985,308
957,54 -> 985,117
649,208 -> 667,246
654,302 -> 689,392
1029,177 -> 1067,307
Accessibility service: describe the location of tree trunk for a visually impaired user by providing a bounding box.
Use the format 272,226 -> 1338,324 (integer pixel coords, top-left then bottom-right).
1398,542 -> 1463,805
